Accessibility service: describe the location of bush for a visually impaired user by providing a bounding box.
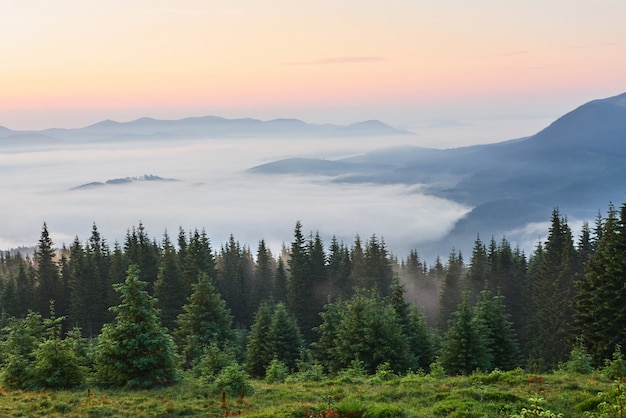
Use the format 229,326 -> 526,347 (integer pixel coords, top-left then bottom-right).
264,358 -> 289,383
601,344 -> 626,380
564,339 -> 593,375
195,343 -> 237,380
363,403 -> 406,418
214,362 -> 254,398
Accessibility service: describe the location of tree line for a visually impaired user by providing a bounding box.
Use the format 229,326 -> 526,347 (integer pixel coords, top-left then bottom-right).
0,200 -> 624,388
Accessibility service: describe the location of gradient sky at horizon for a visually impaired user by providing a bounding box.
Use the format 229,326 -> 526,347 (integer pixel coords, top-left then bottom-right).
2,0 -> 625,146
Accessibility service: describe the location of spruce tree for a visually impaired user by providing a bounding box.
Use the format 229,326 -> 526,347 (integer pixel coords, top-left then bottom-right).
438,249 -> 465,333
473,291 -> 519,370
154,231 -> 186,331
34,223 -> 60,315
267,302 -> 304,372
254,239 -> 275,306
95,264 -> 178,388
525,209 -> 579,370
175,273 -> 234,368
439,293 -> 491,375
245,301 -> 275,377
572,203 -> 626,364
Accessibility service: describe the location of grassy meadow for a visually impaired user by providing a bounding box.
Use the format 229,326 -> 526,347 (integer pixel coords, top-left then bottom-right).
0,368 -> 621,417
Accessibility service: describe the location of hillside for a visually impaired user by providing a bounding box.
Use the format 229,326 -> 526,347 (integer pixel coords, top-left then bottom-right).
249,92 -> 626,255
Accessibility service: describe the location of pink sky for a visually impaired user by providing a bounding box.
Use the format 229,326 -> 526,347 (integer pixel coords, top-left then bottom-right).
2,0 -> 625,145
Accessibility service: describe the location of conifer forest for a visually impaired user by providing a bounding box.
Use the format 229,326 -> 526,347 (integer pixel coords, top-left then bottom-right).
1,200 -> 626,416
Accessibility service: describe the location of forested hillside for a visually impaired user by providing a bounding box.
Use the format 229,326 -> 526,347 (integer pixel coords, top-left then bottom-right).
0,200 -> 625,390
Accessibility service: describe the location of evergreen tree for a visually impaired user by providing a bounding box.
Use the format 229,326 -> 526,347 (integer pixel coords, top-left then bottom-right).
95,264 -> 178,388
473,291 -> 519,370
287,221 -> 316,342
327,236 -> 352,300
124,223 -> 160,292
525,209 -> 579,370
389,277 -> 434,371
267,302 -> 304,372
34,223 -> 61,315
572,203 -> 626,364
439,293 -> 491,375
466,236 -> 489,304
317,290 -> 411,374
175,273 -> 234,368
245,301 -> 275,377
154,231 -> 186,331
361,234 -> 393,295
273,257 -> 288,304
216,235 -> 255,327
438,249 -> 465,333
1,312 -> 43,389
254,239 -> 275,306
31,301 -> 84,389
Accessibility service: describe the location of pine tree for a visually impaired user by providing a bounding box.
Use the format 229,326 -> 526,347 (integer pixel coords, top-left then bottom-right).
327,236 -> 352,300
267,302 -> 304,372
95,264 -> 178,388
273,257 -> 288,304
572,202 -> 626,364
525,209 -> 579,370
254,239 -> 275,306
438,249 -> 465,333
323,290 -> 411,374
389,277 -> 434,371
124,223 -> 160,293
466,236 -> 489,304
245,301 -> 275,377
154,231 -> 186,331
439,293 -> 491,375
473,291 -> 519,370
34,223 -> 60,315
175,273 -> 234,368
31,301 -> 84,389
287,221 -> 315,342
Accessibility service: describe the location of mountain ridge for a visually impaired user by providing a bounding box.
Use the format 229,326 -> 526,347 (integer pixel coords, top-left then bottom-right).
248,92 -> 626,257
0,116 -> 411,142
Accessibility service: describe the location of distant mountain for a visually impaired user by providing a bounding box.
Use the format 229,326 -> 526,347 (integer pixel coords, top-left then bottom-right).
70,174 -> 178,190
248,92 -> 626,258
0,116 -> 411,144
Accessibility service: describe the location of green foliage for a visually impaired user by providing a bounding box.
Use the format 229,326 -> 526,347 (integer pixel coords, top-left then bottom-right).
511,396 -> 564,417
245,300 -> 275,377
213,362 -> 254,398
602,345 -> 626,381
175,272 -> 234,368
439,293 -> 491,375
315,290 -> 412,375
362,404 -> 407,418
267,302 -> 304,372
264,358 -> 289,383
565,339 -> 593,375
1,312 -> 43,389
31,302 -> 85,389
194,342 -> 237,380
94,265 -> 178,388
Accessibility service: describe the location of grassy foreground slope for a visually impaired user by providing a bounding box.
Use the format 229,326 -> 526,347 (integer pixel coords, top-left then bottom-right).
0,369 -> 620,417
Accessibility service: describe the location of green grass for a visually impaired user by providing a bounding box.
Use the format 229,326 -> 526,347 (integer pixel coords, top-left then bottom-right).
0,369 -> 618,417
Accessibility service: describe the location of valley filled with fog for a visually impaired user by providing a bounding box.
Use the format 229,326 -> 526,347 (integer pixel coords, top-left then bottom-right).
1,134 -> 470,259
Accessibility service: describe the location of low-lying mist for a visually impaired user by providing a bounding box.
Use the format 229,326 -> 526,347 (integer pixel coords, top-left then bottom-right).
1,135 -> 471,260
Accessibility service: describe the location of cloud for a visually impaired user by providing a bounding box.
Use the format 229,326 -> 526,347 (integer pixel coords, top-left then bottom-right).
0,135 -> 469,261
285,56 -> 385,65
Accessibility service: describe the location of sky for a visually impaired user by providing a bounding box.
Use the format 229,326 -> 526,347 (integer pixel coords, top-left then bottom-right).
2,0 -> 626,147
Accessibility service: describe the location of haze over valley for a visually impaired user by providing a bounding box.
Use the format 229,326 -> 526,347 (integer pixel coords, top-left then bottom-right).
2,92 -> 625,262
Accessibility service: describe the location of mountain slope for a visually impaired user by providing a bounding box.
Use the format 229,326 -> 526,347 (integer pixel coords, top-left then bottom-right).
248,92 -> 626,256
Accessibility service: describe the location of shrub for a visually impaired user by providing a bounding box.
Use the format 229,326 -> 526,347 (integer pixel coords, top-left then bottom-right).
264,358 -> 289,383
214,362 -> 254,398
195,342 -> 237,380
564,339 -> 593,375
